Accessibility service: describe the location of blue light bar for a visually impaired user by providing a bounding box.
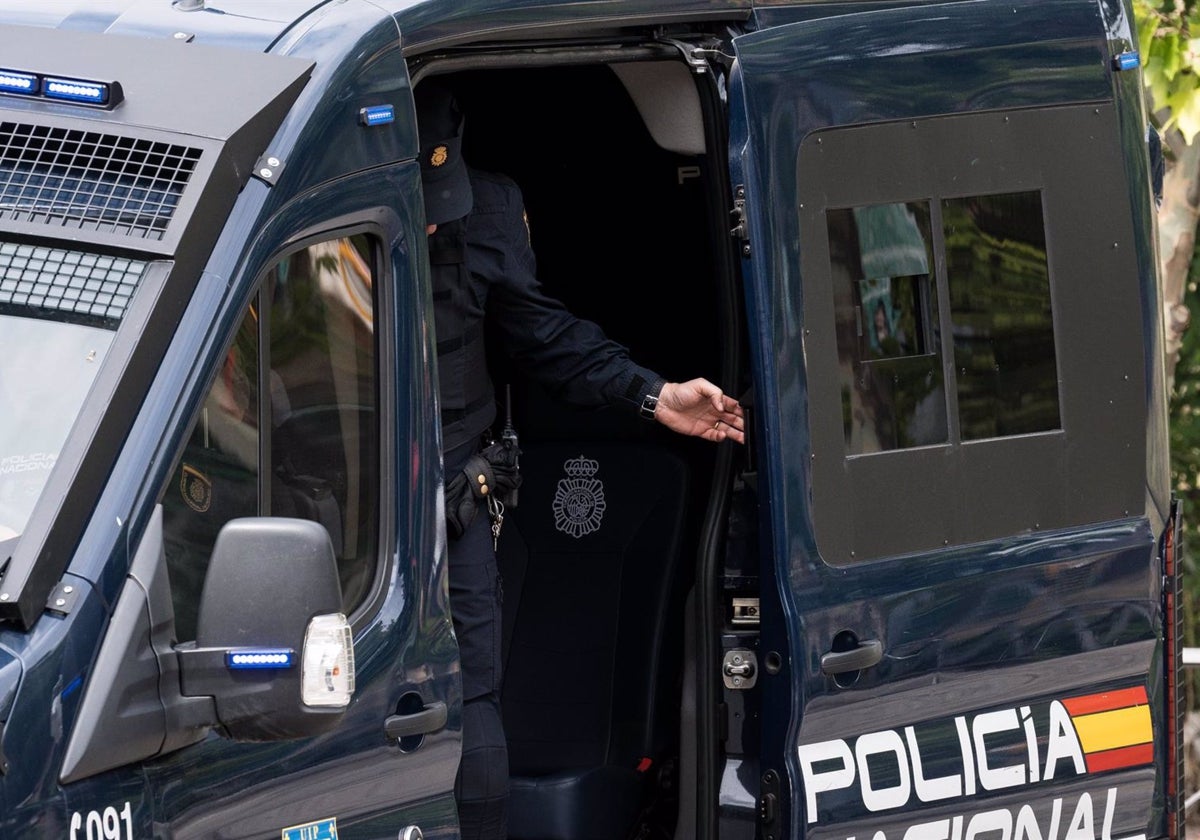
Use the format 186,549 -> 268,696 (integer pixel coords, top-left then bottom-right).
0,68 -> 123,108
226,649 -> 295,670
0,70 -> 38,97
359,104 -> 395,127
1113,51 -> 1141,72
43,76 -> 110,106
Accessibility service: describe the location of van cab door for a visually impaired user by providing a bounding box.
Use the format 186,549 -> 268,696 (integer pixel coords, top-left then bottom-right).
731,2 -> 1167,839
57,163 -> 460,839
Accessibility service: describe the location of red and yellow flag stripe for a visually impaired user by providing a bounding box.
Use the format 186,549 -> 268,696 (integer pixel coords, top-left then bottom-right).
1062,686 -> 1153,773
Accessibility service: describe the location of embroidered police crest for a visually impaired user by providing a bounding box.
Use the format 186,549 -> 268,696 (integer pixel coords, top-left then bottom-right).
431,145 -> 448,167
180,464 -> 212,513
552,454 -> 606,538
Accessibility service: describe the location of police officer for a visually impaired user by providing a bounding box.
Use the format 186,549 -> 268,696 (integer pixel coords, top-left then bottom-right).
416,79 -> 744,840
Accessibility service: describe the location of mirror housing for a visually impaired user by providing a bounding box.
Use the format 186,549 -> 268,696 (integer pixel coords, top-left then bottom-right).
177,517 -> 353,740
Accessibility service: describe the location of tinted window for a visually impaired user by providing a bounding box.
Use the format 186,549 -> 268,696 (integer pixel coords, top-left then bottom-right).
799,105 -> 1145,565
269,235 -> 379,609
162,234 -> 379,639
162,310 -> 259,641
943,192 -> 1059,440
829,202 -> 946,454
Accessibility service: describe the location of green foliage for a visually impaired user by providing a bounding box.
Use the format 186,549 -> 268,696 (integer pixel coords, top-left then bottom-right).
1137,0 -> 1200,700
1172,255 -> 1200,704
1136,0 -> 1200,139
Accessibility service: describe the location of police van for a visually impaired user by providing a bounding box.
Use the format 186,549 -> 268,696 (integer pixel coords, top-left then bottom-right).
0,1 -> 1181,838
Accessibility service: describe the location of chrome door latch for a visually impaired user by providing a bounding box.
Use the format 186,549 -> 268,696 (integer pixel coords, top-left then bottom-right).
722,649 -> 757,689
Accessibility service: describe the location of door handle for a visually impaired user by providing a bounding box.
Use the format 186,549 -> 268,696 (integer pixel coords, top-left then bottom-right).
820,639 -> 882,675
385,701 -> 448,739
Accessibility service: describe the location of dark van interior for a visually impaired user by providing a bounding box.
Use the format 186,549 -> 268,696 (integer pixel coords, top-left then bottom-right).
427,59 -> 743,840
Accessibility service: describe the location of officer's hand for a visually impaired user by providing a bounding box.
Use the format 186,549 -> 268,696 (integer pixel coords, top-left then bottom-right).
654,378 -> 745,444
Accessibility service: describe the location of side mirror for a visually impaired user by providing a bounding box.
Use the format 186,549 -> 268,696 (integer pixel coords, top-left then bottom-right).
177,517 -> 354,740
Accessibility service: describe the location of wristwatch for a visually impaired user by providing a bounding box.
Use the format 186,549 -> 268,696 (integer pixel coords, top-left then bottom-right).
639,392 -> 659,420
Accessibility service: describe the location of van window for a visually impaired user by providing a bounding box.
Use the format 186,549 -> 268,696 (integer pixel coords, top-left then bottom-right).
944,191 -> 1060,440
830,201 -> 947,454
832,192 -> 1061,455
162,233 -> 379,639
802,104 -> 1145,564
0,243 -> 144,541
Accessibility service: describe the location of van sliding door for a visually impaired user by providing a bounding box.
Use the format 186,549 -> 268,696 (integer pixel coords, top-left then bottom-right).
730,2 -> 1169,840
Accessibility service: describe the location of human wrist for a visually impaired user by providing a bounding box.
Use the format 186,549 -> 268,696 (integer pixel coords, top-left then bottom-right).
638,377 -> 666,420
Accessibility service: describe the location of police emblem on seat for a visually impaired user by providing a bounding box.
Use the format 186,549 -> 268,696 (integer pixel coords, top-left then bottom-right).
552,455 -> 606,538
180,464 -> 212,513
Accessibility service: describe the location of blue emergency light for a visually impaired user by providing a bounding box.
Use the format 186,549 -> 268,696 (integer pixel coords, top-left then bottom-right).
43,76 -> 110,105
359,104 -> 395,127
226,649 -> 295,670
0,68 -> 122,108
0,70 -> 38,97
1113,51 -> 1141,72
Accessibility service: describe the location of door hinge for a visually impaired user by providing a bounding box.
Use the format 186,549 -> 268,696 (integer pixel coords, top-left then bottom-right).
730,185 -> 750,257
722,648 -> 757,689
657,34 -> 733,74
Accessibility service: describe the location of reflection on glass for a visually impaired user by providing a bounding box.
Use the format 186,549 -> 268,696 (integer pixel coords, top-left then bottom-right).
943,192 -> 1060,440
0,241 -> 145,541
0,317 -> 114,540
829,202 -> 947,454
270,234 -> 378,611
162,235 -> 380,640
862,275 -> 928,360
163,309 -> 260,642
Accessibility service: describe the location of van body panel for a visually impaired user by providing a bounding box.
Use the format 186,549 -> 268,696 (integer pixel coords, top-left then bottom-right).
266,3 -> 411,196
41,160 -> 456,834
389,0 -> 752,54
0,0 -> 1175,838
730,1 -> 1168,838
0,576 -> 108,833
0,0 -> 322,50
138,164 -> 452,834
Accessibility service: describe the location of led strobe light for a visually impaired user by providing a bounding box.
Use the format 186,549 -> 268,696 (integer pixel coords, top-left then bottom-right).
226,649 -> 295,670
42,76 -> 110,106
0,70 -> 38,97
359,104 -> 395,127
1113,51 -> 1141,72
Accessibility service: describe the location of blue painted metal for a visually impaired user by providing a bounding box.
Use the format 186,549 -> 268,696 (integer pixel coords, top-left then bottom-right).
0,3 -> 448,833
0,0 -> 1173,836
728,0 -> 1169,837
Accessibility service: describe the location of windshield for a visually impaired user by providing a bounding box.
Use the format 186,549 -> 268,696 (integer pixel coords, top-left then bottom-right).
0,240 -> 148,542
0,315 -> 113,539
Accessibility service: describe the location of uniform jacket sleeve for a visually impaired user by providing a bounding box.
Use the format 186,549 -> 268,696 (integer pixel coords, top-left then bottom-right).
465,170 -> 663,413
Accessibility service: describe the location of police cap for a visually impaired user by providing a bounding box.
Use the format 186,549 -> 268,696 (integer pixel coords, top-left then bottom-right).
415,79 -> 473,226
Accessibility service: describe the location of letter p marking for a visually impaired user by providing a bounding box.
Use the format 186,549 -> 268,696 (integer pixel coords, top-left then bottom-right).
798,739 -> 856,824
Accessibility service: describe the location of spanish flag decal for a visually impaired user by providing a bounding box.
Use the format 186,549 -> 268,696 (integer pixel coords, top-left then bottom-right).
1062,686 -> 1153,773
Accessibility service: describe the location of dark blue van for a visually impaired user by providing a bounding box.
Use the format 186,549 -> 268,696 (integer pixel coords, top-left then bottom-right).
0,1 -> 1181,839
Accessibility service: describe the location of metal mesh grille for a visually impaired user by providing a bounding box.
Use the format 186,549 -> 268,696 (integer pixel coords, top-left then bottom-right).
0,241 -> 147,327
0,122 -> 201,240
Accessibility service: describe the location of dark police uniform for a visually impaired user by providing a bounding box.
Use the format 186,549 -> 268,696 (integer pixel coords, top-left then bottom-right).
431,167 -> 665,840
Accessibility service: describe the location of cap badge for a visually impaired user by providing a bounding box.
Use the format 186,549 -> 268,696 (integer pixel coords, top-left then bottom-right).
431,145 -> 449,167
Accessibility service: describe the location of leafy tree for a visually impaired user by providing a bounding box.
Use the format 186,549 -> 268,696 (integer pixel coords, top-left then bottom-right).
1137,0 -> 1200,702
1137,0 -> 1200,386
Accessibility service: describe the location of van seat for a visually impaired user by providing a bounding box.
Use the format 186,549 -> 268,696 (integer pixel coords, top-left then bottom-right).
496,440 -> 688,840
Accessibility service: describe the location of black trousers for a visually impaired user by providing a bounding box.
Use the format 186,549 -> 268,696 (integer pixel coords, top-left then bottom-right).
447,444 -> 509,840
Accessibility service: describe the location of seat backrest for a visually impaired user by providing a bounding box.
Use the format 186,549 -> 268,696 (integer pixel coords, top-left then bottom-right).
497,440 -> 689,776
